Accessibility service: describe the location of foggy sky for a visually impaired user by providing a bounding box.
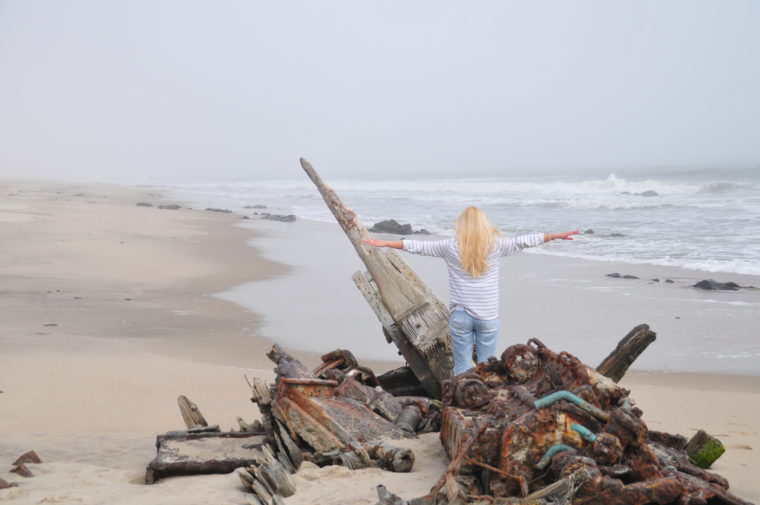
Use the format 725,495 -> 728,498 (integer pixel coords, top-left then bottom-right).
1,1 -> 758,182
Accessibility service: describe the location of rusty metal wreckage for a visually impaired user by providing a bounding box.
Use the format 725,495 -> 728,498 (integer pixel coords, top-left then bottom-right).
258,159 -> 751,505
147,159 -> 753,505
252,335 -> 751,505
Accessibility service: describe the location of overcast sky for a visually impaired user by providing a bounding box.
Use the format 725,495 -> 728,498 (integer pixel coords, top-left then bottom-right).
0,1 -> 758,182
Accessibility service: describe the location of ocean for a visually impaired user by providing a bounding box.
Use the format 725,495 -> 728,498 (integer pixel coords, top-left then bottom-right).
151,166 -> 759,374
162,167 -> 760,276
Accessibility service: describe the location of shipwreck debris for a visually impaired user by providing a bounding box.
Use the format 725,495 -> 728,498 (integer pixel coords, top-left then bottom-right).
249,344 -> 435,473
178,395 -> 210,430
421,338 -> 752,504
596,323 -> 656,383
145,428 -> 268,484
686,429 -> 727,469
301,157 -> 453,398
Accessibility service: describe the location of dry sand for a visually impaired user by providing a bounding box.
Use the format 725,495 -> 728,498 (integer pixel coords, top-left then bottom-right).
1,181 -> 758,504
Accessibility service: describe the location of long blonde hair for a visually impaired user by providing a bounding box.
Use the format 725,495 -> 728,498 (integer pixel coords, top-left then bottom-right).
456,207 -> 500,277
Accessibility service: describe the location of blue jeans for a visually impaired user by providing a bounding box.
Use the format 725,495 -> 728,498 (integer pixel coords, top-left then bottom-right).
449,309 -> 500,375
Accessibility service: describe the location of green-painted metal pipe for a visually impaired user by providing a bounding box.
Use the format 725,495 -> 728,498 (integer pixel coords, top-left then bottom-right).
571,423 -> 597,442
533,391 -> 610,421
534,444 -> 576,470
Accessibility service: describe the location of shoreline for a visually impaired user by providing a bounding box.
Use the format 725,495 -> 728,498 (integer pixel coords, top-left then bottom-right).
1,180 -> 758,504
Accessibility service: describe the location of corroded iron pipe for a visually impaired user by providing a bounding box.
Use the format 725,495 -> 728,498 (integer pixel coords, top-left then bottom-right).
534,444 -> 577,470
534,390 -> 610,421
572,423 -> 598,443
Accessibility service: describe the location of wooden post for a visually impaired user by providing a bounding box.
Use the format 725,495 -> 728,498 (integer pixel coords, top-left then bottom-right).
686,430 -> 726,468
177,395 -> 209,429
301,158 -> 453,398
596,324 -> 657,382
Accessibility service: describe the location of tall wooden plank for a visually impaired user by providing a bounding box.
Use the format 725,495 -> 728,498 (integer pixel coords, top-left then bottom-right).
301,158 -> 453,397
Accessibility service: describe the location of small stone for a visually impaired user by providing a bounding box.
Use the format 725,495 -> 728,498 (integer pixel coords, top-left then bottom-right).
606,273 -> 622,278
583,229 -> 594,234
651,278 -> 660,282
0,477 -> 18,489
665,279 -> 674,284
623,275 -> 639,279
10,464 -> 33,478
43,323 -> 57,327
13,451 -> 42,465
158,204 -> 181,210
205,208 -> 232,213
136,202 -> 153,207
637,190 -> 659,197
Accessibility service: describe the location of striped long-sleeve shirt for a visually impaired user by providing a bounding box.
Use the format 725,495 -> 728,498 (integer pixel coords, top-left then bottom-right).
403,233 -> 544,320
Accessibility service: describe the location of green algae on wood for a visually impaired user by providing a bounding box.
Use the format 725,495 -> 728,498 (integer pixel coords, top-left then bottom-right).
686,430 -> 726,468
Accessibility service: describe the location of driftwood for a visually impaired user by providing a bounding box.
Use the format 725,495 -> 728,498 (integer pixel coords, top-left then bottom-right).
178,395 -> 209,429
596,323 -> 656,382
686,429 -> 726,469
301,158 -> 453,398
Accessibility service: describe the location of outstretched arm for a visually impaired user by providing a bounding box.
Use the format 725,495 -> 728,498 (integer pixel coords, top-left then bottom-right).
544,230 -> 580,242
363,238 -> 403,249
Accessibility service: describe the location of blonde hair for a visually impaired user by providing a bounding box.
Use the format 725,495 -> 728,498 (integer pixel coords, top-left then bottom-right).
455,207 -> 499,277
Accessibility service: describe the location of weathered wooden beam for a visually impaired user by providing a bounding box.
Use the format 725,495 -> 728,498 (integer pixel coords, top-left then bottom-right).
302,158 -> 453,398
596,324 -> 657,382
686,430 -> 726,468
177,395 -> 209,429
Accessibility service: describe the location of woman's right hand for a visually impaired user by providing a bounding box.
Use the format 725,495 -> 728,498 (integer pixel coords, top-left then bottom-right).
363,238 -> 385,247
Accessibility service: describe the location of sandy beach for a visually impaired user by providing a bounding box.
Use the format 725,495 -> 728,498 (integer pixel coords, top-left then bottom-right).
1,181 -> 758,504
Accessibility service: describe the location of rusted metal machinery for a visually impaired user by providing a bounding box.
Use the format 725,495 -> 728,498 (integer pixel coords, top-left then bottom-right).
422,338 -> 752,505
249,345 -> 440,476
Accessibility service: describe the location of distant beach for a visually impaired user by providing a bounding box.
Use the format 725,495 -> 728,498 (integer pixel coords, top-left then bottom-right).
1,180 -> 758,504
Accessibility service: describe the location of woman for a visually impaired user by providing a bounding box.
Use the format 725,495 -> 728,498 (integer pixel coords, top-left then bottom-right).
363,207 -> 578,375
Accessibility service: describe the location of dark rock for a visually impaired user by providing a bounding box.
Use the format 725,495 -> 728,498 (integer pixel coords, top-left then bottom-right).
693,280 -> 741,291
610,233 -> 626,237
10,464 -> 33,478
584,229 -> 595,234
652,278 -> 660,282
136,202 -> 153,207
204,208 -> 232,213
370,219 -> 413,235
242,215 -> 250,220
415,228 -> 431,235
244,204 -> 267,209
158,204 -> 181,210
665,279 -> 674,284
263,213 -> 296,223
606,273 -> 638,280
637,190 -> 659,197
13,451 -> 41,465
0,477 -> 17,489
